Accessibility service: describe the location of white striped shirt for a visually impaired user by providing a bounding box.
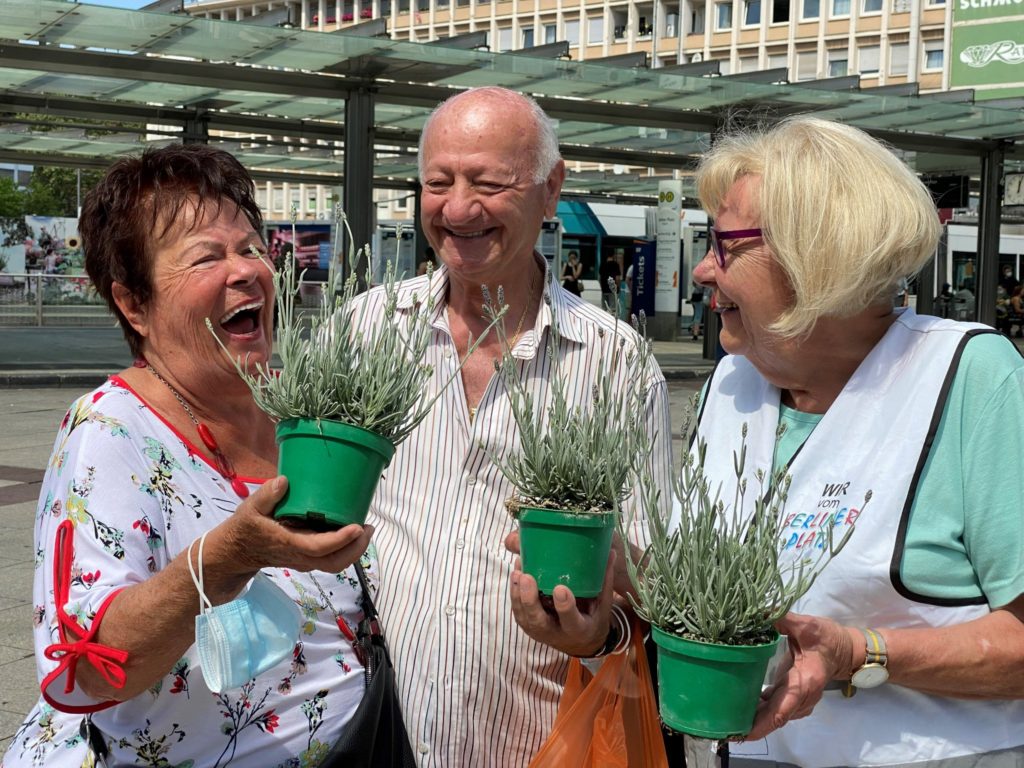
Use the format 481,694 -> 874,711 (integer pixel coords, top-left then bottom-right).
362,261 -> 672,767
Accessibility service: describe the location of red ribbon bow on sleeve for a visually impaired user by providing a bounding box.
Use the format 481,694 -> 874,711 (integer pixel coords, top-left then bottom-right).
41,519 -> 129,714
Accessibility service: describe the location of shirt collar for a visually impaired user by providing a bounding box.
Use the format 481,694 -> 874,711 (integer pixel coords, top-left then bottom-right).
393,253 -> 588,351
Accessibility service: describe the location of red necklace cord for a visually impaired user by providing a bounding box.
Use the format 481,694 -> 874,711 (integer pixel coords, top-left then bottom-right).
308,573 -> 367,666
145,363 -> 250,499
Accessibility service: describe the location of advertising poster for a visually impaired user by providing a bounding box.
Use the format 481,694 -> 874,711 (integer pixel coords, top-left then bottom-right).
21,216 -> 83,275
950,0 -> 1024,100
265,223 -> 333,272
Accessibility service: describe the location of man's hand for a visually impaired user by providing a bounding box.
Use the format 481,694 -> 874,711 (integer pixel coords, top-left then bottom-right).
505,530 -> 615,657
745,613 -> 855,741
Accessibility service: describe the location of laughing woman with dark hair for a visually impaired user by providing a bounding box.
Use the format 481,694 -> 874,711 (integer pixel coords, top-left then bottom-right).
4,145 -> 374,768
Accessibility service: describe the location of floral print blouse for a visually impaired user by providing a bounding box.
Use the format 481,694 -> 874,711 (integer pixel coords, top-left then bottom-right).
3,378 -> 373,768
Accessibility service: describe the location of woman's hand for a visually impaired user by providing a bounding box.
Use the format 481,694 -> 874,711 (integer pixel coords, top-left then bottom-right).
504,531 -> 615,657
80,476 -> 373,702
206,476 -> 374,585
745,612 -> 855,741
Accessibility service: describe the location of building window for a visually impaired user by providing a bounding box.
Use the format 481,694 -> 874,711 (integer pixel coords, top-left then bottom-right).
923,40 -> 944,70
564,18 -> 580,45
744,0 -> 761,24
393,194 -> 409,211
802,0 -> 820,18
690,6 -> 706,33
927,0 -> 944,5
889,42 -> 909,75
796,50 -> 817,80
666,12 -> 680,36
588,15 -> 604,44
740,55 -> 759,71
498,27 -> 513,51
831,0 -> 850,15
862,0 -> 883,11
858,44 -> 880,75
828,49 -> 848,76
522,27 -> 534,47
771,0 -> 790,23
716,2 -> 733,29
767,52 -> 788,71
544,23 -> 557,43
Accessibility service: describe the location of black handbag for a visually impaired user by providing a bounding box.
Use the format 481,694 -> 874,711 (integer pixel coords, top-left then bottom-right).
323,563 -> 416,768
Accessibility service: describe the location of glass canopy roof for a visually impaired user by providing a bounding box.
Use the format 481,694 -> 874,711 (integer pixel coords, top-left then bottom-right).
0,0 -> 1021,202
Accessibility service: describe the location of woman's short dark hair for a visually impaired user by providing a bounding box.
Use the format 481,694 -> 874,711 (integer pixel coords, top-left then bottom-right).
80,144 -> 264,358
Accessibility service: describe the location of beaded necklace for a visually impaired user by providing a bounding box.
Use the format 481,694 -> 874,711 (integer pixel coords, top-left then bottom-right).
146,364 -> 250,498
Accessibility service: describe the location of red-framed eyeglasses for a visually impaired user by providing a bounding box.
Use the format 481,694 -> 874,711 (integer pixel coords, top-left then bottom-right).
709,227 -> 763,268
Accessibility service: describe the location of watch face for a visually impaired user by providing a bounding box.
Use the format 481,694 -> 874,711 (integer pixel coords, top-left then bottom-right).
851,663 -> 889,689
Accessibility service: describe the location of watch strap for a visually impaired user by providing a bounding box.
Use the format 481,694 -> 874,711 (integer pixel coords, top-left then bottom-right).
842,627 -> 888,697
861,627 -> 887,666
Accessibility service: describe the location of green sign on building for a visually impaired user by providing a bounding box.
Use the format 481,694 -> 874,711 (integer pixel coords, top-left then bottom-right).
950,0 -> 1024,100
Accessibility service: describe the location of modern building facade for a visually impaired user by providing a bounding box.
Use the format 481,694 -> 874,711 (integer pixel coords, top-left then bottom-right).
180,0 -> 1021,222
184,0 -> 958,91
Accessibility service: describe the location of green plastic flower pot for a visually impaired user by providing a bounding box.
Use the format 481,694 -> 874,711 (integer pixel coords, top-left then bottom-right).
275,418 -> 395,530
652,626 -> 782,739
517,507 -> 616,598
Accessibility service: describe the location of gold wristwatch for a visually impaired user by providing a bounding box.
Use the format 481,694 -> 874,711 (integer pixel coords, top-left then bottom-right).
843,628 -> 889,697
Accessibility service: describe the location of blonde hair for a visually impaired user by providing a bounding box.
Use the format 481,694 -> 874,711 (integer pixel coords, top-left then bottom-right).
696,117 -> 941,338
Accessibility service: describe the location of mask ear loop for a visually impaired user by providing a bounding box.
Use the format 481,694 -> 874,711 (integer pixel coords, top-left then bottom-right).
186,531 -> 212,616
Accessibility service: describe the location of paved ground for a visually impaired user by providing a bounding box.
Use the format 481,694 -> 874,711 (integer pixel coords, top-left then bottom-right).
0,324 -> 710,754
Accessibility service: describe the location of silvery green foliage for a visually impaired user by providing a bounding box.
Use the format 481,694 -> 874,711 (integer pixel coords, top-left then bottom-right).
214,210 -> 503,446
488,293 -> 656,515
626,414 -> 866,645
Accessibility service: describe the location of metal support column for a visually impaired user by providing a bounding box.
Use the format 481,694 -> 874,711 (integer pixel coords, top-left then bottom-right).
916,254 -> 935,316
344,87 -> 375,288
183,114 -> 209,144
412,183 -> 428,263
975,144 -> 1005,327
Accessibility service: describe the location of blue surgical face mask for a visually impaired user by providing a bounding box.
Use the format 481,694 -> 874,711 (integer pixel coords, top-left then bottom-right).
187,533 -> 301,694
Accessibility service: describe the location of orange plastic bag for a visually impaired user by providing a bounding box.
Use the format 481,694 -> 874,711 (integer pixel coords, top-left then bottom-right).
529,625 -> 669,768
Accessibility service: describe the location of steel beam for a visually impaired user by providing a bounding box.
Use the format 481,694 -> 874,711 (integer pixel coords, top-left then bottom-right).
344,87 -> 375,285
976,144 -> 1007,326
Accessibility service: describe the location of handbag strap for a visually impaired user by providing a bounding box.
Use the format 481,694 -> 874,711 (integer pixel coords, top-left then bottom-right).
353,562 -> 387,682
353,562 -> 380,634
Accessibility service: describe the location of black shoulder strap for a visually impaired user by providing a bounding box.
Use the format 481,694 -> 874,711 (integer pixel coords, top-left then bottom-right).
353,562 -> 381,632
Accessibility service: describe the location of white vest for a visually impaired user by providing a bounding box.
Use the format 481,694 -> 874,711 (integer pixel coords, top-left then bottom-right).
693,310 -> 1024,767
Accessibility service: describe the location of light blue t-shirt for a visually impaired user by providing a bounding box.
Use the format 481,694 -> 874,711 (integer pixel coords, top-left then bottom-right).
769,333 -> 1024,608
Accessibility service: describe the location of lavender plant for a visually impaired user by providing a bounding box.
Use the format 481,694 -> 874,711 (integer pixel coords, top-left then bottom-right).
487,291 -> 657,516
214,207 -> 504,445
626,417 -> 865,645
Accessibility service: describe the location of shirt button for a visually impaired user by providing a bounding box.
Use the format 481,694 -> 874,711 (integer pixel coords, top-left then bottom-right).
418,743 -> 429,754
444,604 -> 455,616
466,476 -> 477,486
456,539 -> 465,549
444,348 -> 453,359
